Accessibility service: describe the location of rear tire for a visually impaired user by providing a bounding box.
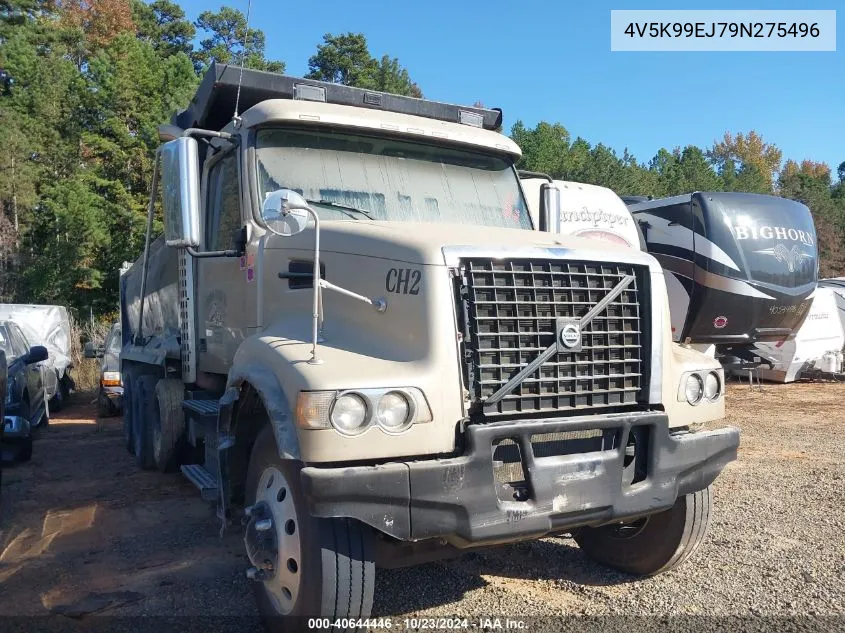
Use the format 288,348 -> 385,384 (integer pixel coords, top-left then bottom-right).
50,372 -> 66,412
574,486 -> 713,576
132,374 -> 158,471
153,378 -> 185,473
97,390 -> 114,418
121,367 -> 136,453
245,426 -> 375,631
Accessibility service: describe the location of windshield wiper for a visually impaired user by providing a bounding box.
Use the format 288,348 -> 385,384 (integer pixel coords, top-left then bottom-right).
305,198 -> 376,221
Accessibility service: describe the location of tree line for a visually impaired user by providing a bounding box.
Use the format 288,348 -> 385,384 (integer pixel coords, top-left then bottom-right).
1,0 -> 842,320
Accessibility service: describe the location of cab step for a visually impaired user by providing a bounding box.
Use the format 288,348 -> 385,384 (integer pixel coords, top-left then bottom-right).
182,398 -> 220,426
180,464 -> 219,501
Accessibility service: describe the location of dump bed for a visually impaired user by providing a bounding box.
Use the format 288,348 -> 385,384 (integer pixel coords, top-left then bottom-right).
174,63 -> 503,132
119,235 -> 181,357
629,192 -> 818,344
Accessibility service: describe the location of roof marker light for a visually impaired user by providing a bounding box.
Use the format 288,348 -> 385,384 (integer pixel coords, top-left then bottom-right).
293,84 -> 326,102
458,110 -> 483,127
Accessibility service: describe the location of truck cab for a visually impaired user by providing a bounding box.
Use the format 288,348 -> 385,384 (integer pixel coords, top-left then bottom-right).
120,64 -> 739,625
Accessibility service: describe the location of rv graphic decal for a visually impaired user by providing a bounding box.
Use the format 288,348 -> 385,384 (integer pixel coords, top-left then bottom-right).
636,212 -> 741,271
732,225 -> 815,246
753,244 -> 814,273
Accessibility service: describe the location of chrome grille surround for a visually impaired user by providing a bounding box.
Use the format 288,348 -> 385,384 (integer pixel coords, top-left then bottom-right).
453,256 -> 651,417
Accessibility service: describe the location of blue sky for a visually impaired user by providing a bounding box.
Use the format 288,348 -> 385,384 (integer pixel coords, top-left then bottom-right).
179,0 -> 844,173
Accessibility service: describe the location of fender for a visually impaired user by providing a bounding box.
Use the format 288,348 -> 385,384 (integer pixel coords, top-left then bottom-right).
224,344 -> 301,461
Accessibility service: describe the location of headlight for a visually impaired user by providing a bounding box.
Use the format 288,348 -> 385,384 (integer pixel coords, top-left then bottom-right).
704,371 -> 721,400
376,391 -> 411,432
684,374 -> 703,404
296,388 -> 432,435
330,393 -> 369,435
102,371 -> 121,387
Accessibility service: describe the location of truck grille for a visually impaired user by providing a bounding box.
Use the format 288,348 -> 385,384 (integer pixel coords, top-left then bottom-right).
455,258 -> 648,417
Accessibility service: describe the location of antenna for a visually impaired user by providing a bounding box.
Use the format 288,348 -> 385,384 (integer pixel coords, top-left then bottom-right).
232,0 -> 253,126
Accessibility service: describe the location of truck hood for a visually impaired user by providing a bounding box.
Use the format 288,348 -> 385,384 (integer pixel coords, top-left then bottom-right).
265,220 -> 645,266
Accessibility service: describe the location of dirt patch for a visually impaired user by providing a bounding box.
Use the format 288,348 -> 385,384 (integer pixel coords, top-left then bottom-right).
0,381 -> 843,626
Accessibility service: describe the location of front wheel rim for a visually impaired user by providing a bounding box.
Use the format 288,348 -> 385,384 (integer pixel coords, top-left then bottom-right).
256,466 -> 302,615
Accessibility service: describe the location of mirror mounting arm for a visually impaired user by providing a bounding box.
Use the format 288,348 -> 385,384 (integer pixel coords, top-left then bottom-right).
186,247 -> 243,259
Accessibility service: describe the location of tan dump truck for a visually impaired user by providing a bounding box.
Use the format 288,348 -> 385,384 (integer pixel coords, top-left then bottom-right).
120,63 -> 739,628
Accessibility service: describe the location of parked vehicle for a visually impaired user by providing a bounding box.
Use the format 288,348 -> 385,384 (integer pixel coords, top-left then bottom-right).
0,321 -> 49,461
1,350 -> 7,465
0,304 -> 75,411
624,193 -> 819,363
744,280 -> 845,382
519,174 -> 645,249
84,322 -> 123,417
120,63 -> 738,625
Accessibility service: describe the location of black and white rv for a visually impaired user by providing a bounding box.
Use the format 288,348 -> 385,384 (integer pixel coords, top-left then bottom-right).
626,192 -> 819,354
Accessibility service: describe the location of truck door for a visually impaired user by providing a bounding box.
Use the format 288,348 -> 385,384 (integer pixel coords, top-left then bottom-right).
9,323 -> 44,416
197,148 -> 254,375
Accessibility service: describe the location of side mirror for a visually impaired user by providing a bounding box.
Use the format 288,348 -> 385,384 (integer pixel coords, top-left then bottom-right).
160,136 -> 201,248
539,183 -> 560,233
83,342 -> 103,359
24,345 -> 48,365
262,189 -> 311,237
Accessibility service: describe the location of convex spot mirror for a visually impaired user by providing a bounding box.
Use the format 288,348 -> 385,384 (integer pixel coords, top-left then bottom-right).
262,189 -> 311,237
161,136 -> 201,248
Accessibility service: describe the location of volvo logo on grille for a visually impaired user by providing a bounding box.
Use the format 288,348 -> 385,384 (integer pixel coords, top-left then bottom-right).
557,318 -> 583,353
560,324 -> 581,347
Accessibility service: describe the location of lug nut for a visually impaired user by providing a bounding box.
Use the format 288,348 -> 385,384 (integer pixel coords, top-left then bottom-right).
255,518 -> 273,532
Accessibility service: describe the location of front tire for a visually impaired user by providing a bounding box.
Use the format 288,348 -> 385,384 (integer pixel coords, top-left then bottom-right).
573,486 -> 713,576
15,438 -> 33,462
245,426 -> 375,630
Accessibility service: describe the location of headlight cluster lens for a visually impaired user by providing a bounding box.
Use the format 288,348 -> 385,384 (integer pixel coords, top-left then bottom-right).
704,372 -> 721,400
298,388 -> 431,436
685,374 -> 703,404
681,370 -> 722,404
376,391 -> 412,432
330,393 -> 368,435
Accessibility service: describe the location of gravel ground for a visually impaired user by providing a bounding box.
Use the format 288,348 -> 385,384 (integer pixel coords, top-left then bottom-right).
0,381 -> 843,630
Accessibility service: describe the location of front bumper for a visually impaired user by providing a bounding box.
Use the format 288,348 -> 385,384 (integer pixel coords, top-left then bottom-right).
301,411 -> 739,546
3,416 -> 32,439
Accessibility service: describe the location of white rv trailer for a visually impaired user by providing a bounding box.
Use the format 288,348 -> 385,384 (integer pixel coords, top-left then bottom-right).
748,280 -> 845,382
519,174 -> 645,249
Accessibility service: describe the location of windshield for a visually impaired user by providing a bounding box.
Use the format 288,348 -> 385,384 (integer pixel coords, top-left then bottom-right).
707,194 -> 818,288
255,128 -> 531,229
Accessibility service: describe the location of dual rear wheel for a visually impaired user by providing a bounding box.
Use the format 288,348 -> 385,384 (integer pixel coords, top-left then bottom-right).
122,370 -> 185,473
